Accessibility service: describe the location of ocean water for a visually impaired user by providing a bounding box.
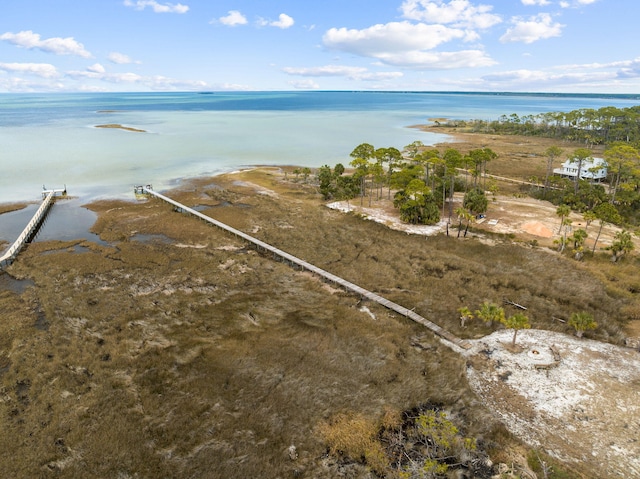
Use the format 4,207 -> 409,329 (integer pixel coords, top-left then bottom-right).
1,91 -> 639,245
2,91 -> 639,205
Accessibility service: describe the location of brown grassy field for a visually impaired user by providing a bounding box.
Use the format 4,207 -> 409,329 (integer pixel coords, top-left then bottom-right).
1,130 -> 638,478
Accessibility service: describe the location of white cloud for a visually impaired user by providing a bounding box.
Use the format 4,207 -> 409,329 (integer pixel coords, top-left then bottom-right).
360,71 -> 405,81
283,65 -> 404,81
87,63 -> 106,74
142,75 -> 207,90
288,79 -> 321,90
324,22 -> 465,56
323,21 -> 495,69
554,57 -> 640,80
269,13 -> 295,29
479,66 -> 617,91
0,30 -> 91,57
560,0 -> 598,7
500,13 -> 564,43
0,63 -> 252,92
283,65 -> 368,77
218,10 -> 248,27
123,0 -> 189,14
0,77 -> 67,92
400,0 -> 502,29
383,49 -> 495,69
106,72 -> 144,83
65,67 -> 223,91
521,0 -> 551,5
108,52 -> 138,64
0,62 -> 58,78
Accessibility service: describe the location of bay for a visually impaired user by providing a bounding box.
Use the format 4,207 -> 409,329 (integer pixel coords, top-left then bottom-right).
1,91 -> 639,246
2,91 -> 639,205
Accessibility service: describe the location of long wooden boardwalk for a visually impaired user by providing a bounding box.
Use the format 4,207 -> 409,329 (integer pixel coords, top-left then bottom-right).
139,186 -> 471,350
0,188 -> 66,269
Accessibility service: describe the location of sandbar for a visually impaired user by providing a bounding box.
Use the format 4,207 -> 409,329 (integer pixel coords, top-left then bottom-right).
95,123 -> 146,133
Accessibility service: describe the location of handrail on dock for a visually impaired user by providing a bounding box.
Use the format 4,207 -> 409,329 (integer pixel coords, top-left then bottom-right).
0,187 -> 67,269
138,185 -> 471,350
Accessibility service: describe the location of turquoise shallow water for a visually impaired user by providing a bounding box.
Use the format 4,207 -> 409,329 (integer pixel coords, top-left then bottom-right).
1,91 -> 639,247
2,91 -> 639,204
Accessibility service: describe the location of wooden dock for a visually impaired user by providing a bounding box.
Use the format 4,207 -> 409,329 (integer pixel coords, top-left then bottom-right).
0,188 -> 66,269
139,185 -> 472,350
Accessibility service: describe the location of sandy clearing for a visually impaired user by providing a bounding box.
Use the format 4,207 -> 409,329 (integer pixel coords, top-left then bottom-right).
464,329 -> 640,479
326,193 -> 638,252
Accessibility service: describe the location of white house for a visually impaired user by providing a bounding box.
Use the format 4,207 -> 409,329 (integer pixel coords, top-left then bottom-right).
553,157 -> 607,182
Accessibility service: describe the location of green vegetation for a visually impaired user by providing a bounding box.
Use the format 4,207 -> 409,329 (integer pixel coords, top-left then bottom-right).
318,142 -> 499,230
317,134 -> 640,277
536,142 -> 639,224
457,306 -> 474,328
324,134 -> 640,241
462,187 -> 488,215
474,301 -> 506,327
394,179 -> 440,225
460,105 -> 640,146
6,102 -> 640,477
568,311 -> 598,338
527,449 -> 585,479
609,229 -> 635,262
503,312 -> 531,347
434,106 -> 640,227
319,405 -> 491,478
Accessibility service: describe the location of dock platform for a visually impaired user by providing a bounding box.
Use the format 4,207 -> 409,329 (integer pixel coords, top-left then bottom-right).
0,187 -> 66,268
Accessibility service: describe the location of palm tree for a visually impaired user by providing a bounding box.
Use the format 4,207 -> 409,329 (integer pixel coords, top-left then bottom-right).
475,301 -> 505,327
592,203 -> 621,253
458,307 -> 474,328
556,204 -> 571,234
557,218 -> 572,253
568,312 -> 597,338
570,228 -> 588,260
462,210 -> 475,237
582,210 -> 597,234
503,312 -> 531,347
454,207 -> 473,238
463,187 -> 488,217
610,230 -> 635,262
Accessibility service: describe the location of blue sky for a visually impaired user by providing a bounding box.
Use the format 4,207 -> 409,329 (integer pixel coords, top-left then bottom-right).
0,0 -> 638,93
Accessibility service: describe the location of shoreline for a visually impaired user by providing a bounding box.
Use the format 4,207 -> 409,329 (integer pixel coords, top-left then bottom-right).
94,123 -> 147,133
0,124 -> 591,209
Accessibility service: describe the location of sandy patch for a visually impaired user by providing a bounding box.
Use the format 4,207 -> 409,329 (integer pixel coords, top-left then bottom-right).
521,221 -> 553,238
465,329 -> 640,478
326,193 -> 640,253
231,180 -> 279,197
174,243 -> 208,249
326,200 -> 446,236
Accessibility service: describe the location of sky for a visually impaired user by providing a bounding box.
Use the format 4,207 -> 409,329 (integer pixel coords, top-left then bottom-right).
1,0 -> 639,93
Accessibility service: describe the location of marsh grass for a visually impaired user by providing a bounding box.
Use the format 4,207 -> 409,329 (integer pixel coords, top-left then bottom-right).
0,202 -> 29,215
0,168 -> 628,478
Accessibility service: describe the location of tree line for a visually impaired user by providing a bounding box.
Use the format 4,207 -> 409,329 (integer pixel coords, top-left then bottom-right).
310,105 -> 640,259
317,142 -> 492,234
454,105 -> 640,146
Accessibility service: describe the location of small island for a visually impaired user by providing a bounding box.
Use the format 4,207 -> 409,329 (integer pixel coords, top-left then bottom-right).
94,123 -> 146,133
